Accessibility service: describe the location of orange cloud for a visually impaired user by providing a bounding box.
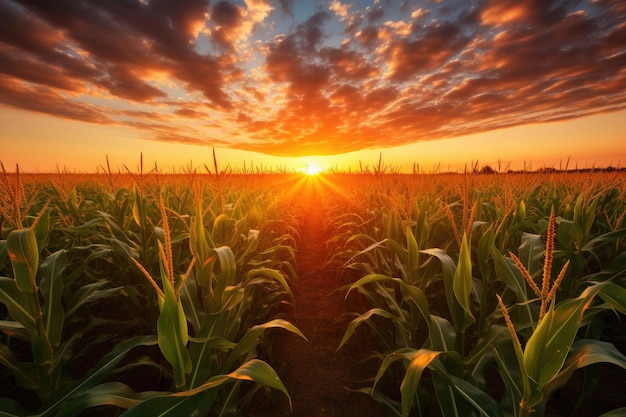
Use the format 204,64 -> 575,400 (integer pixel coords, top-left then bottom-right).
0,0 -> 625,157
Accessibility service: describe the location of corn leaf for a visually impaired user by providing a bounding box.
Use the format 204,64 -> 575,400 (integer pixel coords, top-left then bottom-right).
543,339 -> 626,398
55,382 -> 167,417
428,315 -> 456,352
7,229 -> 39,293
37,335 -> 157,417
0,344 -> 38,390
338,308 -> 399,350
351,387 -> 402,417
453,234 -> 475,328
0,277 -> 37,330
119,390 -> 215,417
598,281 -> 626,314
599,407 -> 626,417
169,359 -> 290,407
518,232 -> 544,279
0,397 -> 26,417
157,278 -> 191,390
406,226 -> 419,286
227,319 -> 306,367
523,283 -> 604,388
421,248 -> 465,337
210,246 -> 237,302
400,349 -> 442,417
38,250 -> 67,349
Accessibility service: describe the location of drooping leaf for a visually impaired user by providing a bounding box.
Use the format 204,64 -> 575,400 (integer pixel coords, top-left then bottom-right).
119,390 -> 215,417
37,336 -> 157,417
543,339 -> 626,398
54,382 -> 166,417
400,349 -> 442,417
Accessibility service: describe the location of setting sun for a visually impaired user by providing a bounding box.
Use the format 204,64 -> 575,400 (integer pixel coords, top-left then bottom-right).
305,162 -> 323,176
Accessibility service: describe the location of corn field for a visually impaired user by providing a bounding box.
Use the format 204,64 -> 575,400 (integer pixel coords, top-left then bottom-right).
1,163 -> 625,417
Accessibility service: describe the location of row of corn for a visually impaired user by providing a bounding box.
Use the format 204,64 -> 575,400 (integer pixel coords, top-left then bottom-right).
0,167 -> 305,416
328,172 -> 626,417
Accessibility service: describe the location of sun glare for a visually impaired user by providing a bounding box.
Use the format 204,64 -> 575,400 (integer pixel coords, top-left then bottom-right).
305,162 -> 323,176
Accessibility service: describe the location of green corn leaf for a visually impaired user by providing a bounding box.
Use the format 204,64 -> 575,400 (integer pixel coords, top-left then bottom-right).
428,315 -> 456,352
38,250 -> 67,349
179,275 -> 202,334
421,248 -> 465,338
543,339 -> 626,398
598,281 -> 626,314
599,407 -> 626,417
556,218 -> 582,250
453,233 -> 475,327
351,387 -> 402,417
32,209 -> 50,251
37,335 -> 157,417
398,282 -> 430,329
226,319 -> 306,369
451,375 -> 504,417
0,397 -> 27,417
346,273 -> 395,296
218,285 -> 244,312
400,349 -> 442,417
0,277 -> 37,330
338,308 -> 400,350
175,359 -> 291,407
492,343 -> 524,414
244,268 -> 292,297
372,347 -> 417,392
7,228 -> 39,293
523,283 -> 605,388
477,226 -> 495,286
189,202 -> 211,267
406,226 -> 419,285
210,246 -> 237,301
428,355 -> 498,417
0,343 -> 38,390
491,249 -> 527,300
212,214 -> 235,246
0,320 -> 29,341
120,391 -> 216,417
157,278 -> 191,390
581,228 -> 626,253
518,232 -> 544,279
130,186 -> 145,229
65,281 -> 124,318
465,324 -> 509,366
54,382 -> 167,417
0,239 -> 7,264
337,308 -> 398,349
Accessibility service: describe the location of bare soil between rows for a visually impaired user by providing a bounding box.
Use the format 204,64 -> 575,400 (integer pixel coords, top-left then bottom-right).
250,186 -> 385,417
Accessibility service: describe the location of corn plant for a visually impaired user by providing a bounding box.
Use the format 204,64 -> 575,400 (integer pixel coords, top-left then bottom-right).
0,169 -> 155,416
336,174 -> 626,417
126,189 -> 305,416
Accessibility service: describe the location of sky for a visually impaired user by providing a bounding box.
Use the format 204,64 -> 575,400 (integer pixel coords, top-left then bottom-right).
1,0 -> 625,173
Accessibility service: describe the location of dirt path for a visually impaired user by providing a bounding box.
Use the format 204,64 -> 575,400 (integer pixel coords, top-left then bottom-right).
251,183 -> 385,417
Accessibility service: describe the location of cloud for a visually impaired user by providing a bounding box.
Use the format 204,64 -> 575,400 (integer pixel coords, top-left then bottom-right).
1,0 -> 625,157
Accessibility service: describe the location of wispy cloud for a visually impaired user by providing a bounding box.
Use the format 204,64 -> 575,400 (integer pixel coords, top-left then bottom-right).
1,0 -> 625,156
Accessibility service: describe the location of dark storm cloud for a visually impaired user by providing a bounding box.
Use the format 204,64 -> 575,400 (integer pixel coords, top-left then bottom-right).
1,0 -> 625,156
